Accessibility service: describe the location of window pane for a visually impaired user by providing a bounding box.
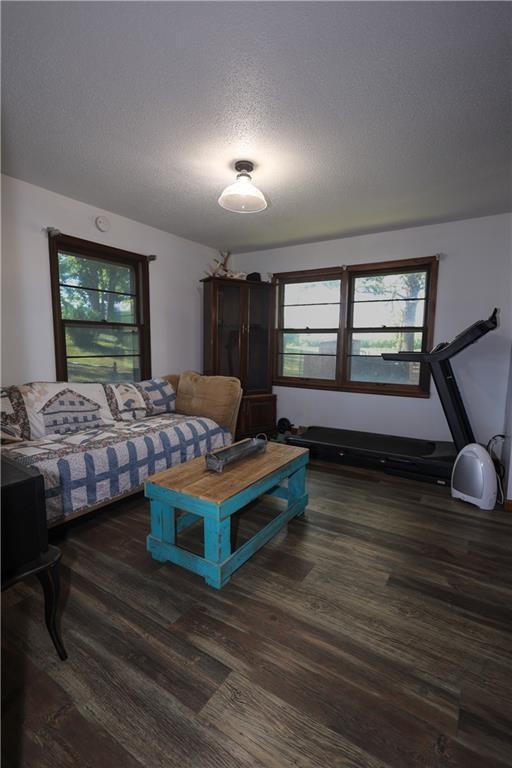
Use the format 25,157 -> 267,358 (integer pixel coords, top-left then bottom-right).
352,300 -> 425,329
353,271 -> 426,301
284,280 -> 340,305
284,304 -> 340,329
58,252 -> 135,294
281,332 -> 338,355
351,331 -> 423,355
65,325 -> 140,358
279,354 -> 336,380
349,356 -> 420,385
60,286 -> 136,323
67,356 -> 141,383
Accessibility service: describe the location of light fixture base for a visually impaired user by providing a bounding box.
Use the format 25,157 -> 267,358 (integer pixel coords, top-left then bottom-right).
234,160 -> 254,174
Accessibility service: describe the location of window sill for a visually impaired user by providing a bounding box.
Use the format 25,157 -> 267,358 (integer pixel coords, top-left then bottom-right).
272,377 -> 430,398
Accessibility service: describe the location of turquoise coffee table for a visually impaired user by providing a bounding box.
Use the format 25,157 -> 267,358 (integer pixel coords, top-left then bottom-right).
145,442 -> 309,588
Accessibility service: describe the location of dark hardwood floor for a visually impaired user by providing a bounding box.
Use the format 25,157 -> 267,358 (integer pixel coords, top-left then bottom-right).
2,463 -> 512,767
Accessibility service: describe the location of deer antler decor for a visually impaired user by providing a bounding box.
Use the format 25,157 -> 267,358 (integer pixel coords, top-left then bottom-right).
205,251 -> 246,280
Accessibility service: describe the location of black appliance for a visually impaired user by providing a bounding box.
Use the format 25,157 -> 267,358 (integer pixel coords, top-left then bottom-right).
2,456 -> 67,659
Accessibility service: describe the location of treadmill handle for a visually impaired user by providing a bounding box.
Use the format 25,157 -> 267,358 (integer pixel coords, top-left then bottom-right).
382,351 -> 423,362
383,308 -> 498,363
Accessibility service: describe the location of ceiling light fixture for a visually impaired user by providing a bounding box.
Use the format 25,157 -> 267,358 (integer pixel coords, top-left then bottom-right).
218,160 -> 267,213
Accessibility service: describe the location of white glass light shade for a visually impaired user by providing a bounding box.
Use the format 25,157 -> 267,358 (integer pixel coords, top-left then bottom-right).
218,172 -> 267,213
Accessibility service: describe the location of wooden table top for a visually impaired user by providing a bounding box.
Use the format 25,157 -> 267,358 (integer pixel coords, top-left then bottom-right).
146,441 -> 309,504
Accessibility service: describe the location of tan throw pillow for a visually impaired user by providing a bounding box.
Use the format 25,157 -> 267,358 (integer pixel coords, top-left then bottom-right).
176,371 -> 241,433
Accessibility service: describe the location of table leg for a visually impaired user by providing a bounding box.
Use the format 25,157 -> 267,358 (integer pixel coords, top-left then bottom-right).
36,559 -> 67,661
288,465 -> 308,518
230,512 -> 240,553
148,500 -> 175,561
204,517 -> 231,589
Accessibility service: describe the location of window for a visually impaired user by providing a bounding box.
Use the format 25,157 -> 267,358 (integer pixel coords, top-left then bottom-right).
274,256 -> 438,396
276,269 -> 341,382
49,234 -> 151,382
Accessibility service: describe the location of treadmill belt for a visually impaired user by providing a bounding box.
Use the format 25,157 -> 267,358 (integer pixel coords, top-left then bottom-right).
295,427 -> 454,459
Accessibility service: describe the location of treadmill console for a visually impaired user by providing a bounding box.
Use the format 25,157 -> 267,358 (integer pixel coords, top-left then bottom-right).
384,308 -> 499,361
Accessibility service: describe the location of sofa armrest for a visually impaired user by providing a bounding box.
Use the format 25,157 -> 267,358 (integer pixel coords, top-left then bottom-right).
162,372 -> 242,438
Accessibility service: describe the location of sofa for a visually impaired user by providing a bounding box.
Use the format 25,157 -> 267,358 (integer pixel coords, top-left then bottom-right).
1,372 -> 242,526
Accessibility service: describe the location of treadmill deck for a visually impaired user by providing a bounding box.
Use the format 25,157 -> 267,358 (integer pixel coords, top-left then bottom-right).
291,426 -> 456,461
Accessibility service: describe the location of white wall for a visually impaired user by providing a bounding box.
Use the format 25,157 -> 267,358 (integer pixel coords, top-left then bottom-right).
1,175 -> 215,385
234,214 -> 512,455
504,345 -> 512,501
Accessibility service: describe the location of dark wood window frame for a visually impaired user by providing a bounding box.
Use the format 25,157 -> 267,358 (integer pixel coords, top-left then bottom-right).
49,233 -> 152,382
273,255 -> 438,397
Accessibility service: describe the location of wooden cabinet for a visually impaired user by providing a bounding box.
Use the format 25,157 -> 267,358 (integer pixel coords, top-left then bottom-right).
202,277 -> 276,438
237,393 -> 277,438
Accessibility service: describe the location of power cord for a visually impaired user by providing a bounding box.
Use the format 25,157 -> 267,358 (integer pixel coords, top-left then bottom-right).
486,434 -> 506,504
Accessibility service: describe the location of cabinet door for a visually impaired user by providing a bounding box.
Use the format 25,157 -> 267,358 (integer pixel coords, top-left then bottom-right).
236,394 -> 276,438
245,285 -> 273,393
216,282 -> 243,379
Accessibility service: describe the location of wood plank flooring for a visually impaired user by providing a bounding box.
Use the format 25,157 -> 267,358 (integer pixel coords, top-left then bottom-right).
2,463 -> 512,768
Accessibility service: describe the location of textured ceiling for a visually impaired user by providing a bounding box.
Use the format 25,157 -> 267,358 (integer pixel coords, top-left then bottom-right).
2,2 -> 511,252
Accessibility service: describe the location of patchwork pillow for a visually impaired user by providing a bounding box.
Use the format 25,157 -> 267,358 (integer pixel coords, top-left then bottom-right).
104,382 -> 148,422
19,382 -> 115,439
137,378 -> 176,415
105,378 -> 176,421
0,387 -> 24,443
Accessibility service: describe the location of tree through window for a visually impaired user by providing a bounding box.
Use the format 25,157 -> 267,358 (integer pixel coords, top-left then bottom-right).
274,257 -> 438,396
347,269 -> 428,386
49,234 -> 151,382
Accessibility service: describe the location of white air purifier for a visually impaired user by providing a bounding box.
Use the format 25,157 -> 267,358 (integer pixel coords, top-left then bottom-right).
451,443 -> 497,510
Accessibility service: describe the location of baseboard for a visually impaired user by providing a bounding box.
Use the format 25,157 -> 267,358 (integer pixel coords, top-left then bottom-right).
505,499 -> 512,512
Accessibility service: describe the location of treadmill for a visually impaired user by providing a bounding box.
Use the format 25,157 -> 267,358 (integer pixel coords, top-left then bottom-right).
287,309 -> 498,485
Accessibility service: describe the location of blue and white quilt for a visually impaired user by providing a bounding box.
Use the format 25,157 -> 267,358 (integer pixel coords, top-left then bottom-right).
2,413 -> 230,524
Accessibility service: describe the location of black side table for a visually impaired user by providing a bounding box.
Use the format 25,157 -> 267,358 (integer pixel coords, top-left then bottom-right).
1,456 -> 67,660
